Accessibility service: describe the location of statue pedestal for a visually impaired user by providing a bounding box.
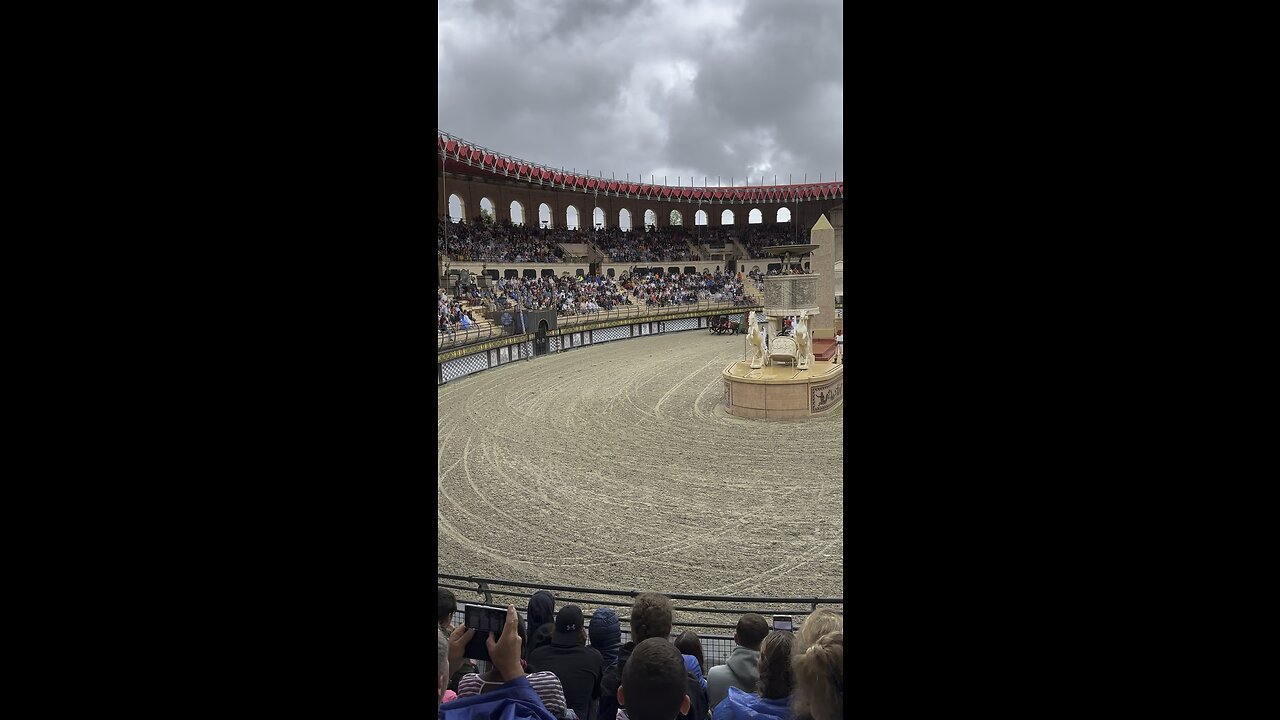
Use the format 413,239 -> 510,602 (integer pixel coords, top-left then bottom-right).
726,271 -> 839,420
722,361 -> 843,419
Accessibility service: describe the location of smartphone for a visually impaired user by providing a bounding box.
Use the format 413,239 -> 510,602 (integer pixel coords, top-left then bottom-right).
462,604 -> 519,663
773,615 -> 793,632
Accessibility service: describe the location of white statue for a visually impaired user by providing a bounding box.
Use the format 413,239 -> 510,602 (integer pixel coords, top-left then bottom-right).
794,311 -> 811,370
747,311 -> 766,369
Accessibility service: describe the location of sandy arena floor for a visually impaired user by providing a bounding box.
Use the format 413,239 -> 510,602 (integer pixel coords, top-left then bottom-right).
438,331 -> 844,616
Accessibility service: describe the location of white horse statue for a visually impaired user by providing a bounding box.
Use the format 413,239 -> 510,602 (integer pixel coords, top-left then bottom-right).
794,312 -> 811,370
747,311 -> 766,369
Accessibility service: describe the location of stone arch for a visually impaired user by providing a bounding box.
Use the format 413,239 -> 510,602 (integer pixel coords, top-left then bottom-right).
670,209 -> 683,226
539,202 -> 552,228
619,208 -> 633,231
644,209 -> 658,229
696,210 -> 708,226
593,207 -> 605,229
566,205 -> 579,230
510,200 -> 525,225
449,194 -> 465,223
721,209 -> 734,225
749,208 -> 763,224
777,207 -> 792,223
480,197 -> 495,223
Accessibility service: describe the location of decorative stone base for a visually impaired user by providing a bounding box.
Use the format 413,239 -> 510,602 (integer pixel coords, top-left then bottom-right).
722,360 -> 844,419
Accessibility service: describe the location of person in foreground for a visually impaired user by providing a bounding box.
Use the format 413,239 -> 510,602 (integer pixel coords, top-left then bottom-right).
706,613 -> 770,709
452,615 -> 570,718
789,632 -> 842,720
440,604 -> 558,720
527,605 -> 602,720
618,639 -> 691,720
711,630 -> 794,720
600,593 -> 707,720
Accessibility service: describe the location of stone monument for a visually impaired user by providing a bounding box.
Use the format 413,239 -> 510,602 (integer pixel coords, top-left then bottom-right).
720,216 -> 843,419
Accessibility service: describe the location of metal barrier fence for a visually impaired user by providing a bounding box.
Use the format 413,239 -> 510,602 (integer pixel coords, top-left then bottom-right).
438,299 -> 751,352
439,573 -> 843,669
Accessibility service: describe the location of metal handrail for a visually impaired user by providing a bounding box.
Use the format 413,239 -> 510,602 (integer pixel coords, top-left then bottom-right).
555,299 -> 748,328
437,300 -> 757,352
438,573 -> 843,606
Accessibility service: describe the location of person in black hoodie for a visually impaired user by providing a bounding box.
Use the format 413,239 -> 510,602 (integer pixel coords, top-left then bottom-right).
528,605 -> 604,720
600,593 -> 709,720
526,591 -> 557,658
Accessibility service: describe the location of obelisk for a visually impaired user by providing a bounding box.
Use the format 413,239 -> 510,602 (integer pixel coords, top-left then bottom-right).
810,213 -> 836,340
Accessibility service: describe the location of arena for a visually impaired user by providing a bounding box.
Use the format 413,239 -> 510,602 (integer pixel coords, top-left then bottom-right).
438,330 -> 844,604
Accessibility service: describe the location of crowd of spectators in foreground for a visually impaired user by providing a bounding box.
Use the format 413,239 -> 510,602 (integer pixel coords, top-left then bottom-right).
436,587 -> 843,720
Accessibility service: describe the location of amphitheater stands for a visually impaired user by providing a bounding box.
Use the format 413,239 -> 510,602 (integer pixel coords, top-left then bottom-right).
439,216 -> 567,263
739,224 -> 807,257
446,269 -> 744,319
591,226 -> 697,263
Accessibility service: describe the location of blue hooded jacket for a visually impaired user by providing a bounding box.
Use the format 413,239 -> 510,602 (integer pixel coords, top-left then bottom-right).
710,687 -> 791,720
587,607 -> 622,670
683,655 -> 707,690
441,676 -> 558,720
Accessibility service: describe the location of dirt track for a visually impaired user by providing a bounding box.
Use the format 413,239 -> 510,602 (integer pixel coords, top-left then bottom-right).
438,330 -> 844,614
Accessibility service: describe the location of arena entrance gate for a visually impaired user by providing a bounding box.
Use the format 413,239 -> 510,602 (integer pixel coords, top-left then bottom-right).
535,319 -> 549,356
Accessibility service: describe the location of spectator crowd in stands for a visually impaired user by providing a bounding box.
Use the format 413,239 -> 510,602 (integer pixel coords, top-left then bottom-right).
438,289 -> 480,338
592,226 -> 698,263
440,215 -> 567,263
438,269 -> 746,337
439,214 -> 812,266
437,587 -> 843,720
737,225 -> 808,258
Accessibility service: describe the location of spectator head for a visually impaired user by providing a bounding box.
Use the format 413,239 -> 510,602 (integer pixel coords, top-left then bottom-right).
589,607 -> 623,666
437,588 -> 457,630
673,630 -> 705,675
791,631 -> 843,720
756,630 -> 796,700
524,590 -> 555,657
797,608 -> 843,654
630,592 -> 674,643
553,605 -> 587,646
437,627 -> 449,710
734,613 -> 770,650
619,638 -> 690,720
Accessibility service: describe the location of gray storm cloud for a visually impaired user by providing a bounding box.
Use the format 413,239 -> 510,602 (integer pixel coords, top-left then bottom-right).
438,0 -> 843,186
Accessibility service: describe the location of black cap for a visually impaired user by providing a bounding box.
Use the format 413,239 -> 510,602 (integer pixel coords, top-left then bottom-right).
552,605 -> 585,645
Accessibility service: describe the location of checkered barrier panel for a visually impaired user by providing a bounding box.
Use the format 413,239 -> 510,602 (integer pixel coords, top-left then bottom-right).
441,352 -> 489,382
522,341 -> 533,357
665,318 -> 698,332
549,336 -> 560,352
594,325 -> 629,343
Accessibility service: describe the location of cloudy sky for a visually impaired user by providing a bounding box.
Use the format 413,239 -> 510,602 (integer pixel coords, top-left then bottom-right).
438,0 -> 843,188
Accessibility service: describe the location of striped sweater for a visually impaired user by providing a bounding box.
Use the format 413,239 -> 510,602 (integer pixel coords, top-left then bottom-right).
456,672 -> 568,717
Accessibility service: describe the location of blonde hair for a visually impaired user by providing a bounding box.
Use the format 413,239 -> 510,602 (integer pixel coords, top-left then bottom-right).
791,631 -> 842,720
797,608 -> 843,653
